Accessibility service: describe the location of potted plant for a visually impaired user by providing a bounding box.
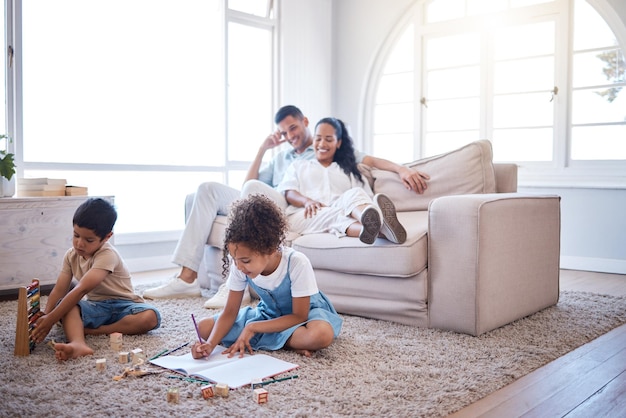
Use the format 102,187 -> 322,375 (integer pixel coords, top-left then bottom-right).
0,134 -> 16,197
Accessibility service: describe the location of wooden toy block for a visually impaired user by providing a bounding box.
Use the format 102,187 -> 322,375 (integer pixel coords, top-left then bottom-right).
215,382 -> 229,397
96,358 -> 107,371
167,388 -> 179,404
131,348 -> 145,364
110,333 -> 123,351
200,384 -> 215,399
253,388 -> 269,404
251,378 -> 263,389
118,352 -> 130,363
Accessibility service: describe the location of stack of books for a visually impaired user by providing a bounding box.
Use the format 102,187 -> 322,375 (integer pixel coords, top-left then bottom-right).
65,185 -> 88,196
17,178 -> 89,197
17,178 -> 67,197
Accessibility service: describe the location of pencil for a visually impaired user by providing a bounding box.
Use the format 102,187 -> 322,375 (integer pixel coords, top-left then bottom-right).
149,349 -> 169,361
191,314 -> 204,343
166,374 -> 210,384
261,375 -> 299,386
161,341 -> 190,357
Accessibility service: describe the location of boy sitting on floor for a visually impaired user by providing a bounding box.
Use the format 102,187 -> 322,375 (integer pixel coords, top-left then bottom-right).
31,198 -> 161,361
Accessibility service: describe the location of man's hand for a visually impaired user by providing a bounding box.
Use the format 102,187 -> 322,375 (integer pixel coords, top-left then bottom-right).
261,129 -> 287,151
398,166 -> 430,194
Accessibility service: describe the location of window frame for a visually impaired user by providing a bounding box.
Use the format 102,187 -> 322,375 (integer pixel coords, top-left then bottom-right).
4,0 -> 280,243
363,0 -> 626,189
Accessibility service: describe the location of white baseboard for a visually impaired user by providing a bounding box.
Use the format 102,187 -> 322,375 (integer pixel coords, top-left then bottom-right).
126,255 -> 626,275
125,255 -> 175,273
560,256 -> 626,275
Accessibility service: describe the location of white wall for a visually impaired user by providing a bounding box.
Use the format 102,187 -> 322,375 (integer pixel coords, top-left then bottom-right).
520,186 -> 626,274
330,0 -> 414,151
327,0 -> 626,274
278,0 -> 333,126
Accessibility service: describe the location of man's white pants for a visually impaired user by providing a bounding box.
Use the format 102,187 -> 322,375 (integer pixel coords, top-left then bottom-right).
172,180 -> 283,291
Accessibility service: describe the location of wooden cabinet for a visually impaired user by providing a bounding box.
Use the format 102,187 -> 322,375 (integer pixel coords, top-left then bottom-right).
0,196 -> 114,291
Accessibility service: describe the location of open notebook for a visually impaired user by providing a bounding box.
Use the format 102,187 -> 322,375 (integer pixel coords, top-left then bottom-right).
149,345 -> 299,389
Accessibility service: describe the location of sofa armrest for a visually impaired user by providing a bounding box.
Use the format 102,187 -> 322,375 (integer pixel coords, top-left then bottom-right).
427,193 -> 561,336
493,163 -> 518,193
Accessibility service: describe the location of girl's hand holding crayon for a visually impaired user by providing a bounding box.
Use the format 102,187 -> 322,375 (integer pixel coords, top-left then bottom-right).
191,341 -> 215,359
191,313 -> 216,359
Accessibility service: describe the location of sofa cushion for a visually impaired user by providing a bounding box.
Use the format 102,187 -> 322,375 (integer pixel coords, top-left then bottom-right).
291,211 -> 428,278
369,139 -> 496,212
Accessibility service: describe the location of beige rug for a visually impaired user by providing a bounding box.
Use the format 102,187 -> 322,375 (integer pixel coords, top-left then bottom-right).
1,290 -> 625,417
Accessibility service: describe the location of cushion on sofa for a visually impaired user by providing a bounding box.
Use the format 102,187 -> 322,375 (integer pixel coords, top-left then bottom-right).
368,139 -> 496,212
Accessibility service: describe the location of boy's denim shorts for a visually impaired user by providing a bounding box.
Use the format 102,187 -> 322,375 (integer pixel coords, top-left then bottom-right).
77,299 -> 161,330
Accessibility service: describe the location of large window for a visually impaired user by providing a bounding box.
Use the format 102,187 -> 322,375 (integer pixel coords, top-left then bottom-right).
7,0 -> 276,235
370,0 -> 626,184
1,1 -> 7,150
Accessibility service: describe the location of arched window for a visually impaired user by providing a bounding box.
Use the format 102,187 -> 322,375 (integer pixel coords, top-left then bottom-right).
369,0 -> 625,184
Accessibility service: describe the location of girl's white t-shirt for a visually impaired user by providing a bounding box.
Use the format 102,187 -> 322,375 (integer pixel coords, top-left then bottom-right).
226,246 -> 319,298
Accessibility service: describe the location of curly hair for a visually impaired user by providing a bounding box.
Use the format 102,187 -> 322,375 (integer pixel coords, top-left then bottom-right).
221,194 -> 289,278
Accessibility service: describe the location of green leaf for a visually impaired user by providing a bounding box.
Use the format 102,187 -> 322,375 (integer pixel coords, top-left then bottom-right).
0,151 -> 16,180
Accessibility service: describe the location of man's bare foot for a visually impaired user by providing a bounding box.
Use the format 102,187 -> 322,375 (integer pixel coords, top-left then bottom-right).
293,348 -> 313,357
53,342 -> 94,361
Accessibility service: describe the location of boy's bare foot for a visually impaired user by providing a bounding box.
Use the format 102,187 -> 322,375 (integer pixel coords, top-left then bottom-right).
53,342 -> 94,361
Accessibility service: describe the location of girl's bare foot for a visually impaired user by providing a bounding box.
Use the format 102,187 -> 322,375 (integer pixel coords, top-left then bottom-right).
293,348 -> 313,357
53,342 -> 94,361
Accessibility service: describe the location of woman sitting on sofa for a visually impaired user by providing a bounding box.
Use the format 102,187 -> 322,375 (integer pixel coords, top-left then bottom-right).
276,117 -> 406,245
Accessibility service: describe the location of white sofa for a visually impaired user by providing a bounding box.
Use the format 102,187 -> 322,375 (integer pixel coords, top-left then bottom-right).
193,140 -> 561,336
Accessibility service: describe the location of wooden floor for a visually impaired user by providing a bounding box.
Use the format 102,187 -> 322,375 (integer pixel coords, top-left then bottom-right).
450,269 -> 626,418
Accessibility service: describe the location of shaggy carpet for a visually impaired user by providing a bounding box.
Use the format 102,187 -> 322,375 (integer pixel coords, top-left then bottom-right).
1,290 -> 625,417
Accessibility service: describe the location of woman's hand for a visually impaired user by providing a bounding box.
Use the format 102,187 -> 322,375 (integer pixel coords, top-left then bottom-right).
303,199 -> 325,218
398,166 -> 430,194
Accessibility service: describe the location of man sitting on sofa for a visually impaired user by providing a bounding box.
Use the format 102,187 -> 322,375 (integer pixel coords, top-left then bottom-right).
143,105 -> 430,307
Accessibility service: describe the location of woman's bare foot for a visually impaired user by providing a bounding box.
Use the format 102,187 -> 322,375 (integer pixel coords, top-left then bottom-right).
53,341 -> 94,361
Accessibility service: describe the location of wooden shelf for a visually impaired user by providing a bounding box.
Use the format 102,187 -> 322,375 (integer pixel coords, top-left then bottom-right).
0,196 -> 114,291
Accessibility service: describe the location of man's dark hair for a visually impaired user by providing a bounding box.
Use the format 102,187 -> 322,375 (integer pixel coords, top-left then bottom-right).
73,198 -> 117,239
274,105 -> 304,124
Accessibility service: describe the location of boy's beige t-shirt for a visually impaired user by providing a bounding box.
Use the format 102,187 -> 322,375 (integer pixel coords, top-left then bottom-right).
61,242 -> 143,303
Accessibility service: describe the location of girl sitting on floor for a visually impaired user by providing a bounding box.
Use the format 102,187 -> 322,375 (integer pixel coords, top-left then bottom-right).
191,194 -> 342,358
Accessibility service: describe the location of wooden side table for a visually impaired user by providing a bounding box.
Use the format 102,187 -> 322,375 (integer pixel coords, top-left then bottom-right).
0,196 -> 114,293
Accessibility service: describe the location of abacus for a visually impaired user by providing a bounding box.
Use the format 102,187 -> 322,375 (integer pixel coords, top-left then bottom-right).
14,279 -> 42,356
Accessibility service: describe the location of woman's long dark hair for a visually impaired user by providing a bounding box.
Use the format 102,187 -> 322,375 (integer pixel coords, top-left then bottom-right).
315,117 -> 363,184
